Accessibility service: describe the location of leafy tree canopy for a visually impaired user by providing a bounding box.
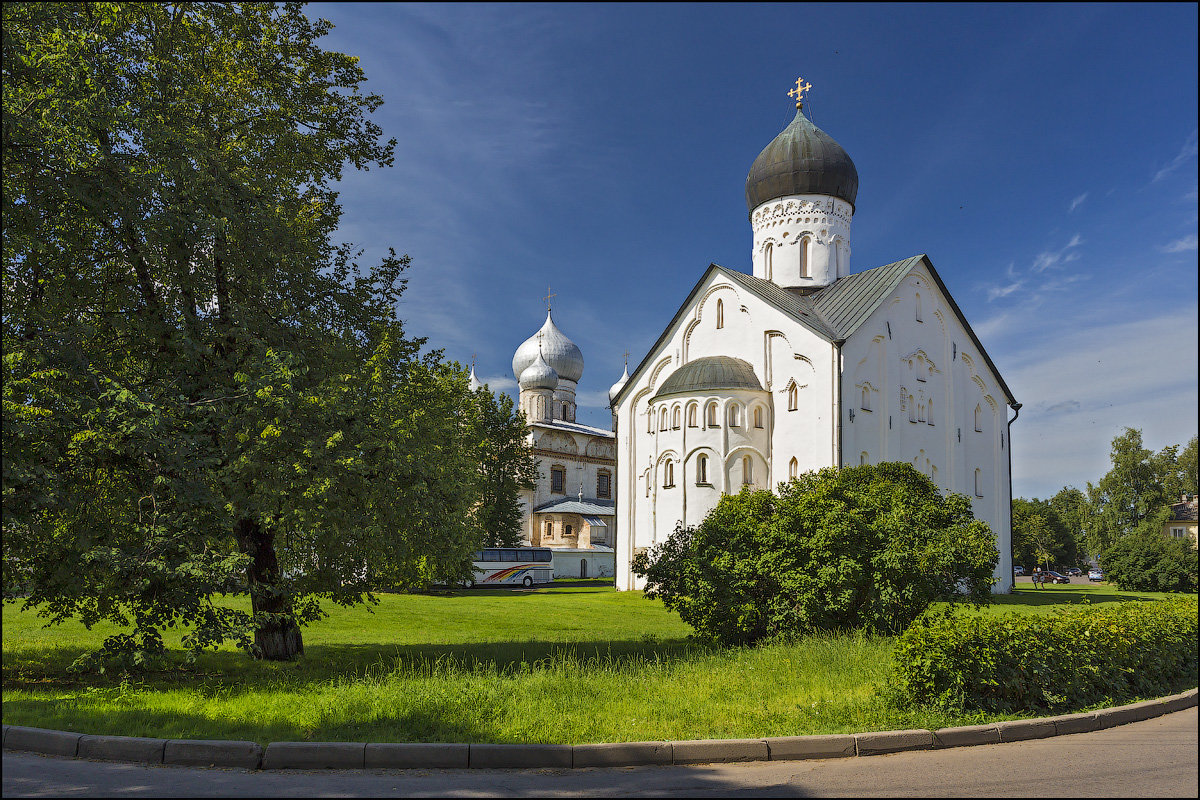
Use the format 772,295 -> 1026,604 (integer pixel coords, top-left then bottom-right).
1085,429 -> 1196,556
2,2 -> 532,664
1101,511 -> 1198,593
632,463 -> 999,646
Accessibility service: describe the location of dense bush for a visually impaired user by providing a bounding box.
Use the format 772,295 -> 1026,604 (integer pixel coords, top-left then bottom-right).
889,596 -> 1199,712
631,463 -> 1000,645
1102,525 -> 1198,593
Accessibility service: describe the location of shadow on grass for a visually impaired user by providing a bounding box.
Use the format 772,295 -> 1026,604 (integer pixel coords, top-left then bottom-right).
994,588 -> 1161,607
3,637 -> 708,692
0,694 -> 495,745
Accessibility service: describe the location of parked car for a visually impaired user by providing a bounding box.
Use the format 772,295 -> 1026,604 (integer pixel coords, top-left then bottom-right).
1065,567 -> 1082,577
1041,571 -> 1070,584
1088,569 -> 1104,582
1014,565 -> 1025,575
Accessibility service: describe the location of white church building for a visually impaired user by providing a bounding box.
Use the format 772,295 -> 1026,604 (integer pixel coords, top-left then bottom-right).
473,310 -> 618,579
610,87 -> 1019,593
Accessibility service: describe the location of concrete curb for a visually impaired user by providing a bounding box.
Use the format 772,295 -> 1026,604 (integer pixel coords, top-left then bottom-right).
854,728 -> 933,755
3,687 -> 1195,770
765,734 -> 856,760
164,739 -> 263,769
78,735 -> 166,763
468,743 -> 572,769
671,738 -> 768,765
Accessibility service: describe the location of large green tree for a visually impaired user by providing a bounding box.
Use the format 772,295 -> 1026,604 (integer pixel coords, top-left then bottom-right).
3,3 -> 525,663
471,389 -> 539,547
1086,428 -> 1193,555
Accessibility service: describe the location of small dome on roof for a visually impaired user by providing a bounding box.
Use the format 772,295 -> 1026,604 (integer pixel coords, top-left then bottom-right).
608,363 -> 630,405
468,364 -> 482,391
512,310 -> 584,383
745,108 -> 858,211
652,356 -> 763,399
519,350 -> 558,391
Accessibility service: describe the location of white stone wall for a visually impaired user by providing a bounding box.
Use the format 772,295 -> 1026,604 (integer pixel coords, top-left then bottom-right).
751,194 -> 854,288
615,271 -> 837,590
519,425 -> 616,543
839,265 -> 1013,592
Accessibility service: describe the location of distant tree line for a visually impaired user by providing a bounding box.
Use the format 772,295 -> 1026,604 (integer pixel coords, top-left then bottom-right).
1013,428 -> 1197,591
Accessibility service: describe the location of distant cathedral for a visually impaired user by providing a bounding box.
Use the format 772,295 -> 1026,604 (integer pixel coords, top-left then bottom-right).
610,80 -> 1019,592
471,307 -> 618,578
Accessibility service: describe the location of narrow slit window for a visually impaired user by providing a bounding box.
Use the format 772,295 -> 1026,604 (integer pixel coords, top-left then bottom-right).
687,404 -> 698,427
706,402 -> 718,427
789,457 -> 798,479
697,454 -> 708,485
716,299 -> 724,329
753,407 -> 764,428
743,456 -> 753,485
788,384 -> 798,411
672,406 -> 681,429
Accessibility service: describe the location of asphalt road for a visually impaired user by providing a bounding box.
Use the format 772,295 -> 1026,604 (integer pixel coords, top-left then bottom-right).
3,707 -> 1196,797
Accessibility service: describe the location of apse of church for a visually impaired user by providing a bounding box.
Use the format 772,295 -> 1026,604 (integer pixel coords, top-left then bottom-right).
611,79 -> 1019,594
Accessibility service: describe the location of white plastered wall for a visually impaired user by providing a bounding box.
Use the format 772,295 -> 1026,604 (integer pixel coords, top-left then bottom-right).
615,270 -> 835,590
839,263 -> 1013,592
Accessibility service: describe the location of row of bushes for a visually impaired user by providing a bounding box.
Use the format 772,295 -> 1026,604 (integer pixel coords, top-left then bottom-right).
888,596 -> 1198,712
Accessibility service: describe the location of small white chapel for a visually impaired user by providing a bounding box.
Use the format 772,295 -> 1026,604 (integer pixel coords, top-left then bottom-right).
609,80 -> 1020,593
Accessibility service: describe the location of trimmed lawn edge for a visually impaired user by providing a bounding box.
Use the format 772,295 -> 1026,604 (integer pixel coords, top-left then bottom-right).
4,688 -> 1195,769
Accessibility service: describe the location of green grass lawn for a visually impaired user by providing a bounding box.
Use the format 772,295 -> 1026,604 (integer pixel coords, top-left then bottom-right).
3,584 -> 1193,745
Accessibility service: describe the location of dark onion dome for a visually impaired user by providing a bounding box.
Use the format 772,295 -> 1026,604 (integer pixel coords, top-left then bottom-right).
653,356 -> 763,399
745,108 -> 858,211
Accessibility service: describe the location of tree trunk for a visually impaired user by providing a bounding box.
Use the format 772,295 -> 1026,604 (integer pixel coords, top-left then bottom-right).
234,517 -> 304,660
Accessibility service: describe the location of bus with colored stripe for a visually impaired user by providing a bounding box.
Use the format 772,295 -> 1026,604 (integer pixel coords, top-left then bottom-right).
470,547 -> 554,587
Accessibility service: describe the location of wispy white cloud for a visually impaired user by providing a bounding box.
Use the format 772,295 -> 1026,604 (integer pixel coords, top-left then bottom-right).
1031,234 -> 1082,273
1160,234 -> 1198,253
987,282 -> 1023,301
1153,129 -> 1198,182
1068,192 -> 1088,213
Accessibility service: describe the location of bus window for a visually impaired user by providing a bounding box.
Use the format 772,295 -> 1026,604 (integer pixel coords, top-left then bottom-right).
481,549 -> 500,562
501,549 -> 519,562
536,549 -> 553,562
472,551 -> 483,561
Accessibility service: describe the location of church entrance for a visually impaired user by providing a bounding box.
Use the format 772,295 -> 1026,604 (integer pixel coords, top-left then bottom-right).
581,559 -> 588,578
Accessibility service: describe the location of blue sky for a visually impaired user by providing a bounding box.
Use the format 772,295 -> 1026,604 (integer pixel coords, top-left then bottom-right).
310,2 -> 1198,500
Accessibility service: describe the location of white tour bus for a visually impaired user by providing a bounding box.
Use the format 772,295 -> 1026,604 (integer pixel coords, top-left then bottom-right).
469,547 -> 554,587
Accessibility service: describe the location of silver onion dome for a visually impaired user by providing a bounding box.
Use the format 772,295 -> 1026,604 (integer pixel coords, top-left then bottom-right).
608,363 -> 630,406
468,365 -> 482,391
518,350 -> 558,390
512,310 -> 584,383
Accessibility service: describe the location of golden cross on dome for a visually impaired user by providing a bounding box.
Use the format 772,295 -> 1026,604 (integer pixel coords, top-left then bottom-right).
788,77 -> 813,109
622,349 -> 630,368
543,285 -> 556,312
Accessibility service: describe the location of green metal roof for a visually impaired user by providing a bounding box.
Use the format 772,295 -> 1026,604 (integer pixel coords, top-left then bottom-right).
810,255 -> 925,337
652,356 -> 763,399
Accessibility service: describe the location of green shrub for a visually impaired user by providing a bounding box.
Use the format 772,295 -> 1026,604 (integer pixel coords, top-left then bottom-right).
1102,526 -> 1198,593
888,596 -> 1199,712
632,463 -> 1000,645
